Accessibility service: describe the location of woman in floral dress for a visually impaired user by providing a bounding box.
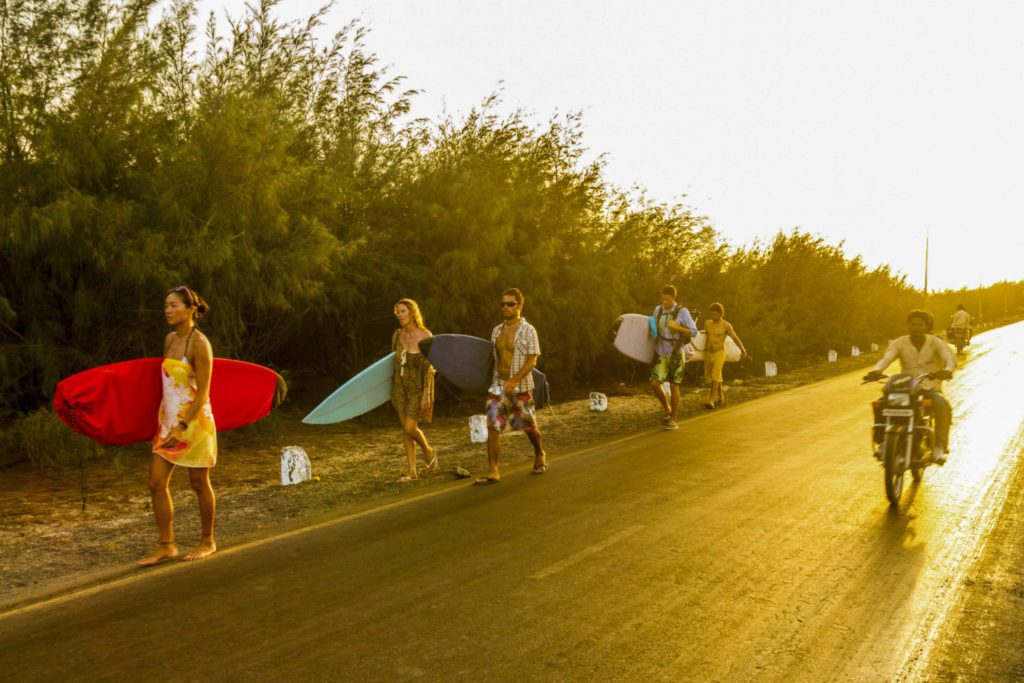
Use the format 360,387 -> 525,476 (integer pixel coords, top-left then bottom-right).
138,286 -> 217,566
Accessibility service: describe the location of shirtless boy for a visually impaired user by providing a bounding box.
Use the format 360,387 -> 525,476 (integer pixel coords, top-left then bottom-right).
473,288 -> 546,485
703,302 -> 748,409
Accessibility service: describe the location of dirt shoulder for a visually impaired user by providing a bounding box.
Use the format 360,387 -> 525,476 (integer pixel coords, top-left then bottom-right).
1,354 -> 879,610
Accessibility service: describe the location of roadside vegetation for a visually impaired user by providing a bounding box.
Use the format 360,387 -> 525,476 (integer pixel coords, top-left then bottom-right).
2,0 -> 1022,466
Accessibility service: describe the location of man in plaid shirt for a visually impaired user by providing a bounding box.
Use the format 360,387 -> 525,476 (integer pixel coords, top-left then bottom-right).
473,288 -> 547,485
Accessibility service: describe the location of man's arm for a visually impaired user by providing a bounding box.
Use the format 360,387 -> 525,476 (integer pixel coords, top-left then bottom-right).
669,308 -> 698,338
873,339 -> 900,373
503,354 -> 539,394
725,322 -> 748,359
936,336 -> 957,373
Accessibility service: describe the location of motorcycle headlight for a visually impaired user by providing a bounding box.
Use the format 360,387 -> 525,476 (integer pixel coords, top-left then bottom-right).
887,393 -> 911,407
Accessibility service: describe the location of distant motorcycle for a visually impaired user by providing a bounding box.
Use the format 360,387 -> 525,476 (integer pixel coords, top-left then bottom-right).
864,372 -> 938,505
946,326 -> 971,354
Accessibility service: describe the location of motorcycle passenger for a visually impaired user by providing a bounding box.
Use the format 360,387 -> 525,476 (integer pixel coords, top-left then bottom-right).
949,304 -> 972,344
864,309 -> 956,465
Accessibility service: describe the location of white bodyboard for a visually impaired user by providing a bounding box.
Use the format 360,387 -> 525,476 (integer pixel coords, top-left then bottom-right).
684,331 -> 742,362
612,314 -> 656,364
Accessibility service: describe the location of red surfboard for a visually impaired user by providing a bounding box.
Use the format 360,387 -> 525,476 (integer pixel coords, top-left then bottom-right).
53,358 -> 287,445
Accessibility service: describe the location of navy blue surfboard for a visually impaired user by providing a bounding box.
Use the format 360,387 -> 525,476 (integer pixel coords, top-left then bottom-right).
419,334 -> 548,408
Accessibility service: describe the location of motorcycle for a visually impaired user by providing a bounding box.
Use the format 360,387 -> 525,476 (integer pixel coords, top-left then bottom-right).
946,326 -> 970,354
864,372 -> 938,505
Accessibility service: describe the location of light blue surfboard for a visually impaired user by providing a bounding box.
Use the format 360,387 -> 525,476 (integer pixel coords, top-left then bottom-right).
302,353 -> 395,424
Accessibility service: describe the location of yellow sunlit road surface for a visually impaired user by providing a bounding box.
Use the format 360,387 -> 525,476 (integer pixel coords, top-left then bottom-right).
2,324 -> 1023,681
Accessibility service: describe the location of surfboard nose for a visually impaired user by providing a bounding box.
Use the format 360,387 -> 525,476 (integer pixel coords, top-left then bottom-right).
417,336 -> 435,356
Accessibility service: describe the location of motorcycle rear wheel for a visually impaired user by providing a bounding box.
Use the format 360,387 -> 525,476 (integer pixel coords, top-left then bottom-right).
884,435 -> 905,505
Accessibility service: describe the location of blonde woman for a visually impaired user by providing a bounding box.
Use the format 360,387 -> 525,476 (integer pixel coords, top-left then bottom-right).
392,299 -> 437,482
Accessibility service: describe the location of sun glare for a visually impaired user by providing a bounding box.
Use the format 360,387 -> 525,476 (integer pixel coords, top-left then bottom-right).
944,323 -> 1024,494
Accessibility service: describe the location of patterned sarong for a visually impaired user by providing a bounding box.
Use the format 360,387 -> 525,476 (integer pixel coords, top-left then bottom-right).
152,358 -> 217,467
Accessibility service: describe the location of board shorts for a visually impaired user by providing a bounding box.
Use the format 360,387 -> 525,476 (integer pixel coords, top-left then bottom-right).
650,354 -> 685,384
706,349 -> 726,382
486,392 -> 538,432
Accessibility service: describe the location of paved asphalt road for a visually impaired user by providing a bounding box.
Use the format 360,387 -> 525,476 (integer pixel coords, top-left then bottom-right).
2,323 -> 1023,682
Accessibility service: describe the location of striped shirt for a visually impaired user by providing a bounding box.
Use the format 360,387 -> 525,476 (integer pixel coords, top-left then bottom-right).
490,318 -> 541,393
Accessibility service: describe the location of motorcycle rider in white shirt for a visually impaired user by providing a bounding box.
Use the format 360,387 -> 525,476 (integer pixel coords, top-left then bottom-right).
949,304 -> 972,345
864,310 -> 956,465
950,304 -> 972,330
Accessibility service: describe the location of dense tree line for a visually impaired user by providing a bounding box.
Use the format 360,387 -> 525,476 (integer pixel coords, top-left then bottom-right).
2,0 -> 1021,434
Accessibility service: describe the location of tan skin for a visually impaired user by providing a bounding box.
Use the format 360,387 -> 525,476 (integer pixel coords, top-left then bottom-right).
703,308 -> 748,408
137,292 -> 216,566
394,303 -> 436,482
650,293 -> 692,426
474,295 -> 545,484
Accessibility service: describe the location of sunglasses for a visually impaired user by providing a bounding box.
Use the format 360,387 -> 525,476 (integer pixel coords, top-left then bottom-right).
168,285 -> 195,306
500,301 -> 519,308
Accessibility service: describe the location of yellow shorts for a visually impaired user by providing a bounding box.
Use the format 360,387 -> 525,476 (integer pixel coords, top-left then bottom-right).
707,349 -> 726,382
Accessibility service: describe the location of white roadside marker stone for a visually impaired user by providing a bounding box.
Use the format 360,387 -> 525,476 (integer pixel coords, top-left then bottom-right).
469,414 -> 488,443
281,446 -> 311,486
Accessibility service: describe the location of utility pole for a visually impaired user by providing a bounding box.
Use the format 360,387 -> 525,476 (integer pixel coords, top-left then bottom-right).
979,282 -> 983,324
923,228 -> 929,304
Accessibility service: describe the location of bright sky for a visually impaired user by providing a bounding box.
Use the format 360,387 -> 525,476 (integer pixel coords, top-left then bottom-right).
191,0 -> 1024,292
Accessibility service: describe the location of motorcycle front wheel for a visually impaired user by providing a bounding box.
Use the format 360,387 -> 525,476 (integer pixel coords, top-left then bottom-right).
884,435 -> 906,505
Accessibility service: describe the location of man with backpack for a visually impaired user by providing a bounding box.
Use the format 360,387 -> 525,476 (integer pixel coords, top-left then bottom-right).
650,285 -> 698,430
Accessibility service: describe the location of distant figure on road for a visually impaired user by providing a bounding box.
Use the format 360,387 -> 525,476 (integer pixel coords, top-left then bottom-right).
474,288 -> 546,485
949,303 -> 973,345
702,302 -> 748,409
391,298 -> 437,483
950,304 -> 972,328
650,285 -> 698,429
864,309 -> 956,465
139,286 -> 217,566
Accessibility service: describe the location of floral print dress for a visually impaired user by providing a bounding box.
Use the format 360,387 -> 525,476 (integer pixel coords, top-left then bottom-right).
390,329 -> 435,423
152,358 -> 217,467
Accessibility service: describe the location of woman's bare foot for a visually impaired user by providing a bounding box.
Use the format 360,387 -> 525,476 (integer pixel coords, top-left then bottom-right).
183,537 -> 216,561
137,541 -> 179,566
